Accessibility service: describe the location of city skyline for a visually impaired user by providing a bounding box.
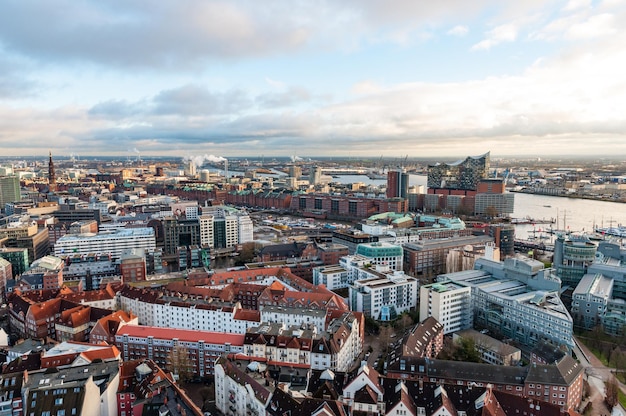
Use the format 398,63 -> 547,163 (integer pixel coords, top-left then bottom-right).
1,0 -> 625,158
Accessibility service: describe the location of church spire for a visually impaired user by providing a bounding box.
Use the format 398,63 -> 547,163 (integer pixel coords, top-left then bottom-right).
48,151 -> 56,192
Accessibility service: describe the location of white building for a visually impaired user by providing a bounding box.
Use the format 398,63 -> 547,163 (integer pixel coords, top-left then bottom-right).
199,207 -> 253,249
419,282 -> 473,334
312,265 -> 349,290
54,228 -> 156,261
349,266 -> 418,321
214,356 -> 271,416
355,241 -> 404,271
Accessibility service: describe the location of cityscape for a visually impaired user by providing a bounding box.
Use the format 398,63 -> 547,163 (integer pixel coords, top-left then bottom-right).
2,1 -> 626,416
0,151 -> 625,416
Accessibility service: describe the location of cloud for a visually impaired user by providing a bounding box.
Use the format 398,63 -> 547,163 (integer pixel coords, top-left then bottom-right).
447,25 -> 469,36
471,22 -> 519,50
256,86 -> 312,108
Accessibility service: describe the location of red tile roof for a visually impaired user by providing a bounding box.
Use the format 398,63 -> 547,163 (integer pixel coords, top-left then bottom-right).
116,325 -> 245,346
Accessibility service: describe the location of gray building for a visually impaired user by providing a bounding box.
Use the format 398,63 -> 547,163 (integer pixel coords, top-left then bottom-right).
436,255 -> 573,351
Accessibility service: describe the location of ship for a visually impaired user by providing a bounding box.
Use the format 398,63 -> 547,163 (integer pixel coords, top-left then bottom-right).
595,225 -> 626,238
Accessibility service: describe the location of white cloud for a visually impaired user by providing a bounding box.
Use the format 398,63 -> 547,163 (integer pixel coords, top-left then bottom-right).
447,25 -> 469,36
471,23 -> 519,50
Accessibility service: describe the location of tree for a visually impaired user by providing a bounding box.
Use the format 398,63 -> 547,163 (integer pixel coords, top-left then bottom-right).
396,313 -> 413,332
167,345 -> 194,382
236,242 -> 257,266
605,375 -> 619,410
379,325 -> 393,354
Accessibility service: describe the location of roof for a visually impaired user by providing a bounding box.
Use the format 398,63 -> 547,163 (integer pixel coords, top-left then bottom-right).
526,355 -> 583,386
116,324 -> 245,346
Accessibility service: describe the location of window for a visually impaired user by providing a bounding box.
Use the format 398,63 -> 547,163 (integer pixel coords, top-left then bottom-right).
55,398 -> 63,405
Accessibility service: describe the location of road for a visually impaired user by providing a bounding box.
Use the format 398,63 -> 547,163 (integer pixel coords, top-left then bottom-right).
574,337 -> 625,415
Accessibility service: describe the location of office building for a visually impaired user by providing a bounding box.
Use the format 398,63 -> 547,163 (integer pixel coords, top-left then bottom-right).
436,255 -> 574,350
199,207 -> 253,249
386,169 -> 409,199
54,228 -> 156,261
404,235 -> 494,280
0,175 -> 20,207
0,247 -> 29,278
420,282 -> 472,334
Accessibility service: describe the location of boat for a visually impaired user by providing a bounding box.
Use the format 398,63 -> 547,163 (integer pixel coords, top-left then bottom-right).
595,226 -> 626,238
543,205 -> 551,208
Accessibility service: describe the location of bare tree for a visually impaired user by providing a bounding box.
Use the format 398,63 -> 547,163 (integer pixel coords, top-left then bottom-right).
167,345 -> 194,382
605,375 -> 619,410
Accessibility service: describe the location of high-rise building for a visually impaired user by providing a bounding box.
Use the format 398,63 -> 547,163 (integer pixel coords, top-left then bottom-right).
199,208 -> 253,249
0,175 -> 20,207
288,165 -> 302,179
386,169 -> 409,199
309,166 -> 322,185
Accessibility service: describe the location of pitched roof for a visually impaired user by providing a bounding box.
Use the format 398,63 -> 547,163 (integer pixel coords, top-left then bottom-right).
116,325 -> 245,346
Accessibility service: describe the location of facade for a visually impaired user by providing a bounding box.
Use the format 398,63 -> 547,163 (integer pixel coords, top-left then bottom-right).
474,192 -> 515,216
453,329 -> 521,366
427,152 -> 490,193
0,247 -> 28,278
571,273 -> 612,329
553,235 -> 597,287
355,241 -> 403,271
54,227 -> 156,260
199,208 -> 253,249
437,256 -> 574,350
349,266 -> 418,321
0,258 -> 11,299
419,282 -> 472,334
214,356 -> 271,416
403,235 -> 494,280
119,250 -> 147,283
313,265 -> 349,290
386,169 -> 409,199
115,324 -> 245,377
0,175 -> 20,207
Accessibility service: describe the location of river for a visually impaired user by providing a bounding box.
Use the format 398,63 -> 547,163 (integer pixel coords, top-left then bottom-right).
332,174 -> 626,238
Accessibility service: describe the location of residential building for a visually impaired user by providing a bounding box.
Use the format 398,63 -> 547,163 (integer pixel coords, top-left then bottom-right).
214,355 -> 271,416
387,317 -> 444,361
453,329 -> 522,365
0,258 -> 11,299
349,266 -> 418,321
117,359 -> 202,416
115,325 -> 245,377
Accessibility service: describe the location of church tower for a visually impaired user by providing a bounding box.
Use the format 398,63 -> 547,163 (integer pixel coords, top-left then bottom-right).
48,151 -> 56,192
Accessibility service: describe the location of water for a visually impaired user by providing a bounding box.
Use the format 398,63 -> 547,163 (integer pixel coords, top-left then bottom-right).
332,174 -> 626,237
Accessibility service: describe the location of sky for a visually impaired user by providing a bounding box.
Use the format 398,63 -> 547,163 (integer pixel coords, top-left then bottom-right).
1,0 -> 626,159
